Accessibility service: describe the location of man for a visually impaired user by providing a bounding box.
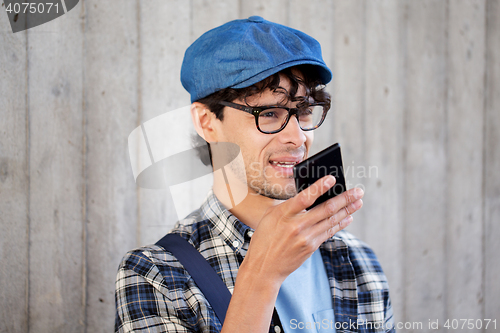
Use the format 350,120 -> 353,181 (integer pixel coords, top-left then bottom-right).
115,16 -> 395,333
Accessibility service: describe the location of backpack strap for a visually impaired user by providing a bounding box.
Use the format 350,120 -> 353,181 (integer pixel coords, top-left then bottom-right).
156,233 -> 231,324
156,233 -> 284,332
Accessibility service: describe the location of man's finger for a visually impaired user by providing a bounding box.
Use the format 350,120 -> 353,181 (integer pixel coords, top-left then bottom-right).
306,187 -> 364,225
284,175 -> 336,215
311,214 -> 354,246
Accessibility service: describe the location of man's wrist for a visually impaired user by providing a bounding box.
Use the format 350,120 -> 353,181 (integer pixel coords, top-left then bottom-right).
236,257 -> 283,297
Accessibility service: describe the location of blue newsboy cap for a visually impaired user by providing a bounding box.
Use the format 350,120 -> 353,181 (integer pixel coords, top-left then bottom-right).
181,16 -> 332,103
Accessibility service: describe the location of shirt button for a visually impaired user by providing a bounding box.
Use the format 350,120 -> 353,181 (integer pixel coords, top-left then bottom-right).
247,230 -> 254,238
274,326 -> 281,333
232,240 -> 240,248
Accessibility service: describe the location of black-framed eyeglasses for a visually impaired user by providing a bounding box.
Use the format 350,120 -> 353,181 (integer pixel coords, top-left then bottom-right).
218,101 -> 330,134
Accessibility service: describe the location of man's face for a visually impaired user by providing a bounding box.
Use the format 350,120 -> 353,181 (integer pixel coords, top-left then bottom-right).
214,75 -> 313,200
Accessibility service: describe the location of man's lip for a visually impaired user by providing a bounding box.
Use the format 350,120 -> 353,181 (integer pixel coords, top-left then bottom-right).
270,157 -> 302,162
268,156 -> 303,165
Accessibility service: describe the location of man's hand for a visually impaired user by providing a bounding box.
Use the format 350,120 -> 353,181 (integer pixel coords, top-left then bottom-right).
221,175 -> 363,333
243,175 -> 364,283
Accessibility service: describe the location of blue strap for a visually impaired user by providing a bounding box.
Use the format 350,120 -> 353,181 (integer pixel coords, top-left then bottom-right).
156,233 -> 232,324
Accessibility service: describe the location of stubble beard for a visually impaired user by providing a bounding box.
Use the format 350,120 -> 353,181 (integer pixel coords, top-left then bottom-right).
227,157 -> 296,200
227,145 -> 305,201
245,162 -> 298,200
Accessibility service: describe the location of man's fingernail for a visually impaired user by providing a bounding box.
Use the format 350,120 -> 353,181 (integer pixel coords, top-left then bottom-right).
325,176 -> 335,187
344,215 -> 353,226
354,188 -> 364,199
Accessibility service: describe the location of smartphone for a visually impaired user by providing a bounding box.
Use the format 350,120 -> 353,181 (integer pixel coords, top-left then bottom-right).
293,143 -> 346,210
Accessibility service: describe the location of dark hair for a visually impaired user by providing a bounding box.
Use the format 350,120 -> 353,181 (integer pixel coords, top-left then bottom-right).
193,65 -> 332,166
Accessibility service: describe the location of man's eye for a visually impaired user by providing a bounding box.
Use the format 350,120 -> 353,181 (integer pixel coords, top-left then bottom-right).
260,111 -> 279,118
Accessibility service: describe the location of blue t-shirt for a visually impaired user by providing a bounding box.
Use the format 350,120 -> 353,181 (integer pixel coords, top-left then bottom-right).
275,249 -> 336,332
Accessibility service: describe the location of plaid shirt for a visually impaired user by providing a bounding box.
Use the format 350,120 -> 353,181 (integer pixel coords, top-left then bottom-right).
115,191 -> 395,333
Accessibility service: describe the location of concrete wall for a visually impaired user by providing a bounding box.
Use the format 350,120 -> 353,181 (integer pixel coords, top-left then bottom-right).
1,0 -> 499,332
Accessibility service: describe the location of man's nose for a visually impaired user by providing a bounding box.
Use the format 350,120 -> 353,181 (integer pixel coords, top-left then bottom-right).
278,114 -> 307,146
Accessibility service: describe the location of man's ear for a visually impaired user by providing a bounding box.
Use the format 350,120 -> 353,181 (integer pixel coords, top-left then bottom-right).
190,102 -> 218,142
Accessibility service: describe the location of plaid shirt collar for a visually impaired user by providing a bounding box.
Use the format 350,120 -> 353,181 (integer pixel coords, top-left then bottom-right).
199,190 -> 254,257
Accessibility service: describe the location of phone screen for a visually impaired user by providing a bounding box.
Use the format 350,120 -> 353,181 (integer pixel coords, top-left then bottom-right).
293,143 -> 346,210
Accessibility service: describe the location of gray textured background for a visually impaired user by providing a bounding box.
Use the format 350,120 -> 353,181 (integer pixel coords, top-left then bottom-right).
1,0 -> 499,332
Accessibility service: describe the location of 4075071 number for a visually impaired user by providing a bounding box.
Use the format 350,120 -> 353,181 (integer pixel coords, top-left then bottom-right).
5,2 -> 59,14
443,319 -> 496,330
